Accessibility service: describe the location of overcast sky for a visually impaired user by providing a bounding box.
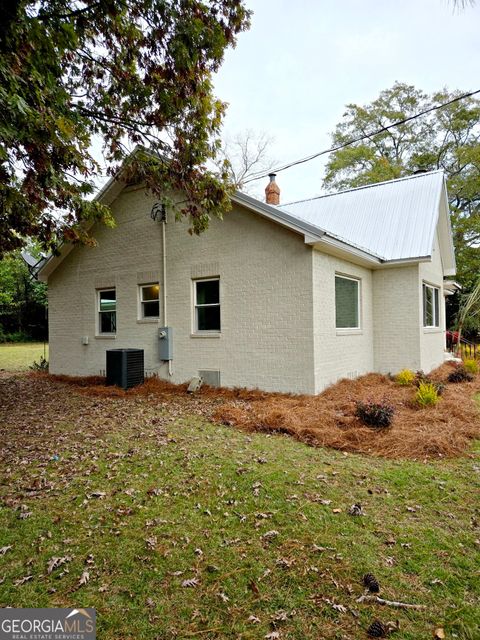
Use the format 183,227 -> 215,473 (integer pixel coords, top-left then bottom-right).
212,0 -> 480,202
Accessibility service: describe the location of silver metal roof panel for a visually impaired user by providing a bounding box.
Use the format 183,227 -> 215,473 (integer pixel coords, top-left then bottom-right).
278,170 -> 445,261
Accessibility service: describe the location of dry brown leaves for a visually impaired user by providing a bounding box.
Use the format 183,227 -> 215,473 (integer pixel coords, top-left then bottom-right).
1,365 -> 479,465
214,365 -> 480,459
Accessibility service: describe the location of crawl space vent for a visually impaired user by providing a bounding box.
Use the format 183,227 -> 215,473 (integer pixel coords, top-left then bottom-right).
199,370 -> 221,387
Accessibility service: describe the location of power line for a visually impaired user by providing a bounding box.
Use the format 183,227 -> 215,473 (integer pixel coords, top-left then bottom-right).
243,88 -> 480,184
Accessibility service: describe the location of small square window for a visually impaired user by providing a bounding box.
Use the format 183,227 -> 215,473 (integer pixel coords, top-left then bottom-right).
140,284 -> 160,318
98,289 -> 116,334
335,275 -> 360,329
194,278 -> 220,332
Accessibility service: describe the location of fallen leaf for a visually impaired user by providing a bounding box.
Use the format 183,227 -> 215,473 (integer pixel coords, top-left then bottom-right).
348,503 -> 365,516
181,577 -> 199,588
248,579 -> 260,595
145,536 -> 157,550
14,575 -> 33,586
87,491 -> 106,499
434,628 -> 445,639
206,565 -> 219,573
261,530 -> 279,541
78,569 -> 90,587
47,556 -> 71,575
0,546 -> 12,556
321,597 -> 347,613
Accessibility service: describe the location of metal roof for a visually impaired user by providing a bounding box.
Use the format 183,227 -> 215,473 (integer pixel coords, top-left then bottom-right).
278,170 -> 446,261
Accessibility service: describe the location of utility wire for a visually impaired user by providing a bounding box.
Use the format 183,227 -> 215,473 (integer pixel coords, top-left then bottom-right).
243,88 -> 480,184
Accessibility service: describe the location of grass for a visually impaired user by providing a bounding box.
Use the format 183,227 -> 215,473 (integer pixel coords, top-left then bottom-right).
0,375 -> 479,639
0,342 -> 48,371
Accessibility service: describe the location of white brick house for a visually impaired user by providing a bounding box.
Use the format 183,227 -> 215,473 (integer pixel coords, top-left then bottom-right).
38,168 -> 456,394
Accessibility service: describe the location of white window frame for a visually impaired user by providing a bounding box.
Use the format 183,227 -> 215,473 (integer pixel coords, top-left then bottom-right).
138,283 -> 160,320
335,274 -> 361,331
97,288 -> 116,335
193,277 -> 221,333
422,282 -> 440,328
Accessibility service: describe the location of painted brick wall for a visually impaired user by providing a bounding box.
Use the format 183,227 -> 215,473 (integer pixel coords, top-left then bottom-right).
372,265 -> 422,374
47,184 -> 449,392
418,231 -> 446,372
48,187 -> 316,393
312,251 -> 374,392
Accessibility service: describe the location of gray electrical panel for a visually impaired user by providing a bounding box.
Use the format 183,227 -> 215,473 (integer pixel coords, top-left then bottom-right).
158,326 -> 173,360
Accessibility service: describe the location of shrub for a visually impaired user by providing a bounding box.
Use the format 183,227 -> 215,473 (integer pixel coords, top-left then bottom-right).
30,356 -> 49,372
355,400 -> 395,429
415,382 -> 439,407
433,381 -> 445,396
413,373 -> 444,395
463,359 -> 478,375
396,369 -> 415,386
4,331 -> 32,343
448,365 -> 473,383
414,370 -> 428,386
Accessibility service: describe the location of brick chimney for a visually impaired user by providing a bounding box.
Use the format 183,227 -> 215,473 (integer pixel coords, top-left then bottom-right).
265,173 -> 280,205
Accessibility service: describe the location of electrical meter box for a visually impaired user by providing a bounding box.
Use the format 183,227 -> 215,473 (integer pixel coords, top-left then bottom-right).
158,326 -> 173,361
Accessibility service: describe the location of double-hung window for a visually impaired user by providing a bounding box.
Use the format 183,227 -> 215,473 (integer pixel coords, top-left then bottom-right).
423,283 -> 440,328
194,278 -> 220,332
335,275 -> 360,330
98,289 -> 116,334
140,284 -> 160,319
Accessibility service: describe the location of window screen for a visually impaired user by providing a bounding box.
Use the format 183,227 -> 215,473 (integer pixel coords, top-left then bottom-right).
335,276 -> 359,329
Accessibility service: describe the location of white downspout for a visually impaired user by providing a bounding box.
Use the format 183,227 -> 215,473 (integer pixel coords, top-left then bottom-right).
161,219 -> 173,376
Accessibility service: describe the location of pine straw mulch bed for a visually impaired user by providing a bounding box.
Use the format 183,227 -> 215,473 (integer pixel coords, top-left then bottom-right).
24,363 -> 480,460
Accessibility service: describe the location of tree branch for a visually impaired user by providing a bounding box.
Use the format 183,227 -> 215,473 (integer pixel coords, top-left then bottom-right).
356,595 -> 426,610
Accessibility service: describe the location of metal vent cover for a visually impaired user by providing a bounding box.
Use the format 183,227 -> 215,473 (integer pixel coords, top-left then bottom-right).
106,349 -> 144,389
199,370 -> 220,387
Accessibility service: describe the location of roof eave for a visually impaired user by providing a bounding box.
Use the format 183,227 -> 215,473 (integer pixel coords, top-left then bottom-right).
310,234 -> 382,266
231,192 -> 326,243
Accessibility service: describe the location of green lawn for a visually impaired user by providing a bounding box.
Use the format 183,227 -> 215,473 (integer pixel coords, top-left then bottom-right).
0,342 -> 48,371
0,375 -> 479,639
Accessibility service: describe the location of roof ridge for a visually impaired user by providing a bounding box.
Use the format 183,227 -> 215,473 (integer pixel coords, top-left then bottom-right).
282,169 -> 444,207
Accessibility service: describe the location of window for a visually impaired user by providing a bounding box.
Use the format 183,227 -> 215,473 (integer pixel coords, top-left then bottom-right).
335,275 -> 360,329
194,278 -> 220,332
423,283 -> 440,328
140,284 -> 160,318
98,289 -> 116,334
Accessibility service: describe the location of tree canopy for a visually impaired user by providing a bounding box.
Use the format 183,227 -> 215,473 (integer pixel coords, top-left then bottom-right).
0,248 -> 47,341
0,0 -> 251,257
323,82 -> 480,292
